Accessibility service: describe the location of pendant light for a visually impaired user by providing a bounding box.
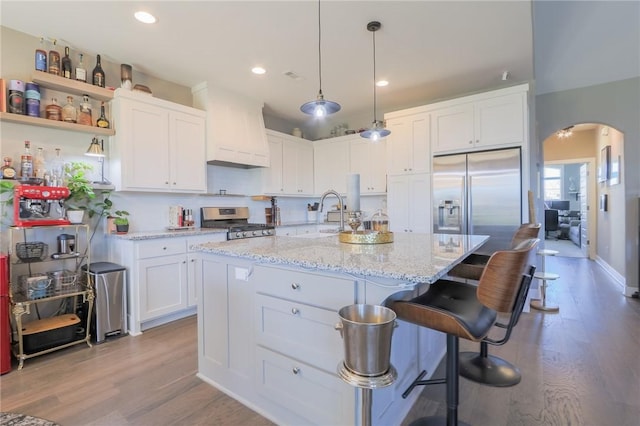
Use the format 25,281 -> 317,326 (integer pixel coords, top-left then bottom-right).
300,0 -> 341,117
361,21 -> 390,141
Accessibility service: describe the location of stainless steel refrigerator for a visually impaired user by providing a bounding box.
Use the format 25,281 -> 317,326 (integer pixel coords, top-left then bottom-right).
433,148 -> 522,254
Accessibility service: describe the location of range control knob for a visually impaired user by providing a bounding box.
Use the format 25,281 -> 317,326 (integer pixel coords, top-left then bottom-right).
252,231 -> 259,236
263,229 -> 272,235
236,232 -> 242,238
242,231 -> 249,237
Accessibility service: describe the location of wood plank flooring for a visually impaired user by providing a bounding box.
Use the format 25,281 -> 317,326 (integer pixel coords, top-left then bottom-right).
1,257 -> 638,426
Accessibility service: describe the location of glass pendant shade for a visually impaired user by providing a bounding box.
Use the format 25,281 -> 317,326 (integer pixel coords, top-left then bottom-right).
360,120 -> 391,141
301,92 -> 341,117
300,0 -> 340,117
362,21 -> 390,141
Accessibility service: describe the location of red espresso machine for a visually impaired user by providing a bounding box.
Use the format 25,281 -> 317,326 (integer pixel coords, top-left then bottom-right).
14,185 -> 70,227
1,254 -> 10,374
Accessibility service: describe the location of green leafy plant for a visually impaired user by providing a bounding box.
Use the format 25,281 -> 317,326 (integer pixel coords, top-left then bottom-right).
63,161 -> 96,214
112,210 -> 130,226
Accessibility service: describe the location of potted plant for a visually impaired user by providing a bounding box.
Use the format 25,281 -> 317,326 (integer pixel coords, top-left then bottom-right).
63,161 -> 96,223
112,210 -> 130,234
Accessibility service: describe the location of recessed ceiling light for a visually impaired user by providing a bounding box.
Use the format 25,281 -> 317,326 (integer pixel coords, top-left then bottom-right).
252,67 -> 266,75
134,11 -> 157,24
376,80 -> 389,87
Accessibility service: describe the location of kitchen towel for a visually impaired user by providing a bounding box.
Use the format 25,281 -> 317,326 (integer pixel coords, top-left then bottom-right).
347,174 -> 360,212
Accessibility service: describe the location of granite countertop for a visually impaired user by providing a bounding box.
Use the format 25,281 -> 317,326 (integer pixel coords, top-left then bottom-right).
195,232 -> 489,284
112,227 -> 227,240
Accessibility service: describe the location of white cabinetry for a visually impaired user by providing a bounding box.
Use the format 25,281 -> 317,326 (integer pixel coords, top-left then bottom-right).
263,130 -> 314,196
313,137 -> 350,194
192,82 -> 269,167
349,136 -> 387,194
431,88 -> 527,154
387,173 -> 432,233
385,110 -> 430,175
253,265 -> 356,425
109,233 -> 225,335
110,89 -> 206,193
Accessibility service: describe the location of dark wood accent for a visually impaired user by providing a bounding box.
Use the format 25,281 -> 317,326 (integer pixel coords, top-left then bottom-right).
1,257 -> 638,425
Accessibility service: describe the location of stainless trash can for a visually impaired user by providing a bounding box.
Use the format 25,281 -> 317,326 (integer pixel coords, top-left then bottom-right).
82,262 -> 127,343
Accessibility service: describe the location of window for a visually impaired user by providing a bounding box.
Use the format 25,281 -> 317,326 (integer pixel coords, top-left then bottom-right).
544,165 -> 562,200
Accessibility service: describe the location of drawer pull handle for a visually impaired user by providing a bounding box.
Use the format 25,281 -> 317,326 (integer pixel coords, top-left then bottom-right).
292,367 -> 300,375
291,283 -> 300,290
291,308 -> 300,315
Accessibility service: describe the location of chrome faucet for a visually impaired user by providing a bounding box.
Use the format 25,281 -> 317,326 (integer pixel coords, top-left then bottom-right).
319,189 -> 345,231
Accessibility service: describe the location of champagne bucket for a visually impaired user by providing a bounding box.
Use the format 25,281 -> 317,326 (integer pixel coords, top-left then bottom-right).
335,304 -> 396,376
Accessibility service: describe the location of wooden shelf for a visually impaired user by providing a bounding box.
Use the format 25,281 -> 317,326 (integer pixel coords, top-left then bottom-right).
31,72 -> 114,101
0,112 -> 114,136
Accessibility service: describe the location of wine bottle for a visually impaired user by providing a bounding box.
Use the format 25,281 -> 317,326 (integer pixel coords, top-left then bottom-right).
75,53 -> 87,82
48,39 -> 61,76
61,46 -> 72,79
35,37 -> 47,72
96,101 -> 110,128
20,140 -> 34,179
92,54 -> 105,87
33,147 -> 46,179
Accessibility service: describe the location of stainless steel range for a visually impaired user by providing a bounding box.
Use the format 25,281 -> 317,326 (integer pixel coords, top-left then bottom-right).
200,207 -> 275,240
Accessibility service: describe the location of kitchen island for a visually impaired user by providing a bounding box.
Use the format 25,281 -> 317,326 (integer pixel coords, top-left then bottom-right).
193,232 -> 488,426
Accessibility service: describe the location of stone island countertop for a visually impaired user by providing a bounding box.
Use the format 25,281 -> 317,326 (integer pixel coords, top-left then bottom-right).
112,227 -> 227,240
194,232 -> 488,284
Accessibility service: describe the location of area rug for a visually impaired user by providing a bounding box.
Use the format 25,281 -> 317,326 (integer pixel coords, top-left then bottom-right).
0,412 -> 59,426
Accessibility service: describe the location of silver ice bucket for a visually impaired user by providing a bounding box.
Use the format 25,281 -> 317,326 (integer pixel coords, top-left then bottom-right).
336,304 -> 396,377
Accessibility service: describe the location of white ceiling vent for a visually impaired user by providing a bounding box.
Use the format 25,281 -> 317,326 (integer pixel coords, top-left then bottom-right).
283,71 -> 303,81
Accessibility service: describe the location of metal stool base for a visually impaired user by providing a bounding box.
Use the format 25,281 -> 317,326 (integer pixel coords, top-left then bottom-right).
459,351 -> 522,387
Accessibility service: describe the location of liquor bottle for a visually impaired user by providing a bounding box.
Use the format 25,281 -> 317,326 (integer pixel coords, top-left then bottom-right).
48,39 -> 61,76
75,53 -> 87,82
96,101 -> 109,128
92,54 -> 105,87
50,148 -> 64,186
61,46 -> 72,79
61,96 -> 77,123
77,94 -> 92,126
33,147 -> 46,179
35,37 -> 47,72
20,140 -> 34,179
45,97 -> 62,121
1,157 -> 17,179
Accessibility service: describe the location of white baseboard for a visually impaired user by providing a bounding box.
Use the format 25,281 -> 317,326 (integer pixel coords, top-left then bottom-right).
594,256 -> 632,296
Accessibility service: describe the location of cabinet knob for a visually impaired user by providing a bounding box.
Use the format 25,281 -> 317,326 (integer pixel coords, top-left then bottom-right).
291,308 -> 300,315
291,283 -> 300,290
292,367 -> 300,375
165,181 -> 169,184
182,260 -> 186,264
163,247 -> 167,250
173,182 -> 177,185
191,259 -> 195,263
476,139 -> 480,144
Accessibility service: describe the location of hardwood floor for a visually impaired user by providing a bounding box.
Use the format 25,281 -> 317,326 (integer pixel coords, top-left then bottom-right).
1,257 -> 638,426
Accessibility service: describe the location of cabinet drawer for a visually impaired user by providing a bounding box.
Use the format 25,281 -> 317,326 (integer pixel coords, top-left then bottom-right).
254,265 -> 355,310
255,294 -> 343,373
136,239 -> 186,259
256,346 -> 354,425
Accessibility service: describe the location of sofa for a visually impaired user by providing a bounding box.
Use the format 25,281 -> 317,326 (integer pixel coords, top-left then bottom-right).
569,220 -> 581,246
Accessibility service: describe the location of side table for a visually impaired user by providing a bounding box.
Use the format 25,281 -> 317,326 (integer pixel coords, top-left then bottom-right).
530,249 -> 560,312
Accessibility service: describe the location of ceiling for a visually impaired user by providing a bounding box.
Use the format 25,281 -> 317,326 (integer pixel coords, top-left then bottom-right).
1,1 -> 534,127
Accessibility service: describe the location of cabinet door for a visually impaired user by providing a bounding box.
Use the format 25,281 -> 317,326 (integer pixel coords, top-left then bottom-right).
386,113 -> 430,175
169,111 -> 206,192
474,93 -> 525,148
138,254 -> 187,321
296,141 -> 314,195
314,139 -> 349,194
118,99 -> 171,190
281,139 -> 299,194
263,135 -> 284,194
199,258 -> 228,372
349,138 -> 387,194
431,103 -> 474,154
387,173 -> 431,233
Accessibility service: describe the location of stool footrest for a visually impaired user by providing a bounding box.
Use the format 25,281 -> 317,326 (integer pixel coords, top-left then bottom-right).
401,370 -> 447,399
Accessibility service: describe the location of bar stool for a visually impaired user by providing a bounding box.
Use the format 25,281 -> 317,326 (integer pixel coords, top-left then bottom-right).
530,249 -> 560,312
390,238 -> 539,426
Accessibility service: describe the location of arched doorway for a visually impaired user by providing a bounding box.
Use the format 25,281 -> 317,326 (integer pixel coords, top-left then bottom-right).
542,123 -> 625,268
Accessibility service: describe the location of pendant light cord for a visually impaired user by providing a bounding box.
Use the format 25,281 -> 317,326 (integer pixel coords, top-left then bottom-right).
317,0 -> 323,96
372,28 -> 377,122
